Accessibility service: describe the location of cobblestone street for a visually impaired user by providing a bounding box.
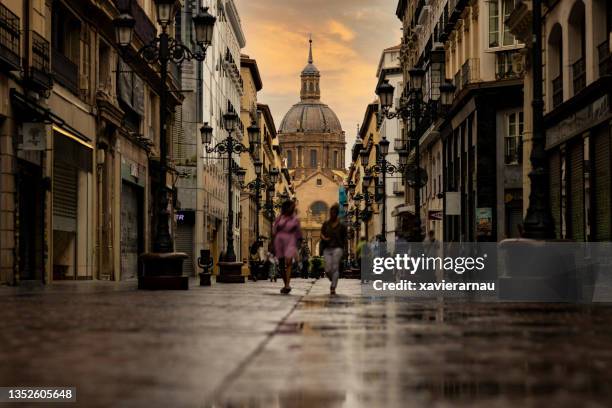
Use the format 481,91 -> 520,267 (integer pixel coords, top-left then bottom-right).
2,279 -> 612,407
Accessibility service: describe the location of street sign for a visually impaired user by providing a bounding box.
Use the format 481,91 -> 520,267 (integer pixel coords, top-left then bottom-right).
428,210 -> 443,220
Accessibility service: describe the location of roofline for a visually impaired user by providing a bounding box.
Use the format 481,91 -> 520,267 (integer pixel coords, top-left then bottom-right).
224,0 -> 246,48
241,56 -> 263,91
359,103 -> 379,139
257,103 -> 276,136
376,44 -> 402,77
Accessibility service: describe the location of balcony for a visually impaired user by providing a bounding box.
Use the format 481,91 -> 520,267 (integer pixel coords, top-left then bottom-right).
29,31 -> 52,91
52,48 -> 79,94
394,138 -> 406,151
572,57 -> 586,94
552,75 -> 563,109
495,50 -> 521,80
0,3 -> 20,72
598,40 -> 611,77
454,58 -> 480,93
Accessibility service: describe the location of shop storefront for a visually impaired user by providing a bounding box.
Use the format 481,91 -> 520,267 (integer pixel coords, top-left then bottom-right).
52,127 -> 94,280
546,90 -> 612,241
120,157 -> 145,280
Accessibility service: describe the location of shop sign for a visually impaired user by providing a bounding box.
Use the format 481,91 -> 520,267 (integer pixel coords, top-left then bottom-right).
547,95 -> 610,149
445,192 -> 461,216
21,123 -> 47,151
428,210 -> 443,220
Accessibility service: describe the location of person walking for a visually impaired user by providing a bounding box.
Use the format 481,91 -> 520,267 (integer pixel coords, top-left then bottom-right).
272,200 -> 302,294
320,203 -> 347,295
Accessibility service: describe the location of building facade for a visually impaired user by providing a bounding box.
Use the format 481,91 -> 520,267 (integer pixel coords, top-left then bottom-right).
509,0 -> 612,241
396,0 -> 526,242
278,38 -> 346,254
0,0 -> 184,284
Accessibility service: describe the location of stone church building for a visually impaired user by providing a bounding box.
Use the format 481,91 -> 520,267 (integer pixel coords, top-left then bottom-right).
278,38 -> 346,255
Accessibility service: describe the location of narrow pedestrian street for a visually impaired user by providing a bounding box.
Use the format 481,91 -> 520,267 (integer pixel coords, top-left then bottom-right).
2,279 -> 612,407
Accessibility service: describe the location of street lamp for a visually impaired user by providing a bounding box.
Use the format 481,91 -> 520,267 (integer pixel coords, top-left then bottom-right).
203,109 -> 255,264
408,67 -> 425,91
360,149 -> 370,167
523,0 -> 555,239
200,122 -> 213,145
377,66 -> 428,242
114,13 -> 135,48
113,0 -> 216,285
440,81 -> 456,107
254,160 -> 263,176
192,7 -> 216,46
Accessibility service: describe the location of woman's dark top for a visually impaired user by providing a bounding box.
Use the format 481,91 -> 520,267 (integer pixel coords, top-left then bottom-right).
321,220 -> 347,250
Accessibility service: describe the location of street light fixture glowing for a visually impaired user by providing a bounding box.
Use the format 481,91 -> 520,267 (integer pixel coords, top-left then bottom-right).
155,0 -> 176,27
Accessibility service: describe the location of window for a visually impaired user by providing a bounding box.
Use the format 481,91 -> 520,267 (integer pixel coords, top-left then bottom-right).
505,111 -> 523,164
310,149 -> 317,167
333,151 -> 338,168
286,150 -> 293,167
310,201 -> 328,217
489,0 -> 517,48
316,178 -> 322,186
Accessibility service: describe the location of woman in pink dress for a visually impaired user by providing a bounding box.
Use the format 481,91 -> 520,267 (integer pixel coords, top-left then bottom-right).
273,200 -> 302,294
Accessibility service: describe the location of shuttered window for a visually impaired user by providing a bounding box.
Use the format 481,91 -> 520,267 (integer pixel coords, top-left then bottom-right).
593,128 -> 611,240
568,141 -> 584,241
549,150 -> 561,239
52,161 -> 77,232
176,224 -> 194,276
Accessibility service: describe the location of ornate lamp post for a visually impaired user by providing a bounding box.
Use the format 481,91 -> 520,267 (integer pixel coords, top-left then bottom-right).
114,2 -> 215,287
203,110 -> 257,265
244,160 -> 280,244
376,68 -> 429,241
523,0 -> 555,239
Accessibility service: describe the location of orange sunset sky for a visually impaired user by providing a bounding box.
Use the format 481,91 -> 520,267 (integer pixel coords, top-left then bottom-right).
235,0 -> 401,160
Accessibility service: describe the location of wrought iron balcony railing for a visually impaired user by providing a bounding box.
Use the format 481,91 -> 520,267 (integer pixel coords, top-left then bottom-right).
552,75 -> 563,109
30,31 -> 52,91
454,58 -> 480,93
495,50 -> 521,80
572,57 -> 586,94
52,47 -> 79,94
0,3 -> 20,71
598,40 -> 611,77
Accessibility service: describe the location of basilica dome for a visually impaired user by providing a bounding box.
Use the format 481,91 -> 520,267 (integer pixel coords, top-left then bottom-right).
279,37 -> 343,135
279,101 -> 342,134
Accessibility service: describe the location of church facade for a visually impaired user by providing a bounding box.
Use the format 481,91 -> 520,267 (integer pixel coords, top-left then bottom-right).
278,38 -> 347,255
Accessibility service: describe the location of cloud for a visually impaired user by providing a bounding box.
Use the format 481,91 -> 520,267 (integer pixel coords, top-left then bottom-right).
235,0 -> 402,160
327,20 -> 356,42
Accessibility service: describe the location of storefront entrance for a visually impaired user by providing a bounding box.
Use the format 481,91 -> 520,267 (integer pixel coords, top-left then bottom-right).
17,160 -> 44,281
120,181 -> 143,280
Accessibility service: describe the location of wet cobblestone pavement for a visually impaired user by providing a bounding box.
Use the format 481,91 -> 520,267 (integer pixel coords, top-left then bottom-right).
2,279 -> 612,407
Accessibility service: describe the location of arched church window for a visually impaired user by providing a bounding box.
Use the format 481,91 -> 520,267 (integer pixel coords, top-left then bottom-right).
310,201 -> 328,217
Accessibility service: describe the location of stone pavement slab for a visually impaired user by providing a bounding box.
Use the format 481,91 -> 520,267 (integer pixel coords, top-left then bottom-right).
3,278 -> 612,407
0,278 -> 315,407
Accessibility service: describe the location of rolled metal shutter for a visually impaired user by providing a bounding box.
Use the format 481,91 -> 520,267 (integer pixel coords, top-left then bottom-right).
52,162 -> 77,232
176,223 -> 194,276
549,150 -> 561,239
593,128 -> 611,241
569,142 -> 584,241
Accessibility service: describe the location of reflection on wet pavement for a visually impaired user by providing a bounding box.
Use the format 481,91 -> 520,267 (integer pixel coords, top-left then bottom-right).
214,281 -> 612,408
1,279 -> 612,407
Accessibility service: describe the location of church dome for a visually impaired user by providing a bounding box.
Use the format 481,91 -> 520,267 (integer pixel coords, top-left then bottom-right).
279,101 -> 342,134
279,36 -> 342,135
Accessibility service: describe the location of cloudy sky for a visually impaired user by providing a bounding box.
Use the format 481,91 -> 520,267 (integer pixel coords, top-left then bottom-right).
235,0 -> 402,158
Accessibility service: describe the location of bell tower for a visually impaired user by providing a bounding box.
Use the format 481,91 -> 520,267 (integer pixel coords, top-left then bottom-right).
300,36 -> 321,101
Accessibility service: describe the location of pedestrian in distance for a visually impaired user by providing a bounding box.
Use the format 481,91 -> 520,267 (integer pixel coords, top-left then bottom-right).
320,203 -> 348,295
272,200 -> 302,294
